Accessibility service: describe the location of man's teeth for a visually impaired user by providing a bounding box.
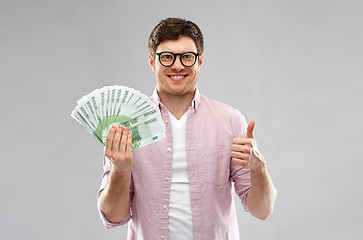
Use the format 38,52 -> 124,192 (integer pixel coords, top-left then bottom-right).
170,75 -> 184,80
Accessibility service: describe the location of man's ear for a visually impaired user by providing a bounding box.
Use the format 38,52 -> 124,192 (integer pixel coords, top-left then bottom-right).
197,53 -> 204,70
149,54 -> 156,72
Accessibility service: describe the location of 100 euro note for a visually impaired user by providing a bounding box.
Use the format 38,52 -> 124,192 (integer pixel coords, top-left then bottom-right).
71,85 -> 166,150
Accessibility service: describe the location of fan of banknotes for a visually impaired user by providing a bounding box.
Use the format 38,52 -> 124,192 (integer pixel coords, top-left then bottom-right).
71,85 -> 166,150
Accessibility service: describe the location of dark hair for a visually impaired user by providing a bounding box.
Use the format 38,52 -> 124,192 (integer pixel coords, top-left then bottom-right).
148,17 -> 204,57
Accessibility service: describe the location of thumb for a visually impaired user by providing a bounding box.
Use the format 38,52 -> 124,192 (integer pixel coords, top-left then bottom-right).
246,120 -> 255,138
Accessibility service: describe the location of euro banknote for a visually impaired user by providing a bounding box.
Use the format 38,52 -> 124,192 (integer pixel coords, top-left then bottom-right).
71,85 -> 166,150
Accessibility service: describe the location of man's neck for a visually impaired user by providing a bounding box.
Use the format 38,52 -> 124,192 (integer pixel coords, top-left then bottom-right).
158,89 -> 195,120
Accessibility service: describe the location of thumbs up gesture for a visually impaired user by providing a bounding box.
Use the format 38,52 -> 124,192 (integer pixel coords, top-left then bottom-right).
231,120 -> 265,170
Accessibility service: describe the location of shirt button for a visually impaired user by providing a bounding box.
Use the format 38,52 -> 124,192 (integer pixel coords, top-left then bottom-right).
165,119 -> 169,124
167,147 -> 171,152
163,205 -> 167,210
165,176 -> 169,181
161,235 -> 165,239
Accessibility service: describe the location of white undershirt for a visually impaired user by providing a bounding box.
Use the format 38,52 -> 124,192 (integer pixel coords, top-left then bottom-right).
167,111 -> 193,239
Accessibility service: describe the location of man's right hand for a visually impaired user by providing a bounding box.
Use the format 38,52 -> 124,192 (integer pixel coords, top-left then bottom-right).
100,125 -> 133,223
105,125 -> 134,175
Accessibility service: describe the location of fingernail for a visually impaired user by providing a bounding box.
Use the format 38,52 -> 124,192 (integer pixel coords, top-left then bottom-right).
118,125 -> 122,129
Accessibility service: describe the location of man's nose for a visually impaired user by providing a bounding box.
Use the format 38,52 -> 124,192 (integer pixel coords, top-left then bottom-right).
171,56 -> 184,71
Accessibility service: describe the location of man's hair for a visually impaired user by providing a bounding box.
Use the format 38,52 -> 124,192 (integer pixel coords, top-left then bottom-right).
148,17 -> 204,57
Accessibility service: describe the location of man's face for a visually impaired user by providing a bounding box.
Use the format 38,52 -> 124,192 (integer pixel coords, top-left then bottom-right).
149,36 -> 203,97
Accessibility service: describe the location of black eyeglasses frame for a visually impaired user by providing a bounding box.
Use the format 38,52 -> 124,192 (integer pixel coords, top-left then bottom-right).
155,51 -> 200,67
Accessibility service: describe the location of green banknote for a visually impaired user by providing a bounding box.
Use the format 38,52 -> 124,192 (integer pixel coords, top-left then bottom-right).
71,85 -> 166,150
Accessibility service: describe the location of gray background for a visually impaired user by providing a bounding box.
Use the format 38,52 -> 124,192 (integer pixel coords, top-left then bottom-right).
1,0 -> 362,239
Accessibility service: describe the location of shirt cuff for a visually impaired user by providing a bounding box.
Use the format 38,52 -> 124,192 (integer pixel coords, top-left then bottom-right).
97,206 -> 132,228
97,189 -> 132,228
241,191 -> 250,212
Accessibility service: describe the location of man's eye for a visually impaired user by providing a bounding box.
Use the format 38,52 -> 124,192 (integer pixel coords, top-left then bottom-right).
161,54 -> 173,60
183,54 -> 194,60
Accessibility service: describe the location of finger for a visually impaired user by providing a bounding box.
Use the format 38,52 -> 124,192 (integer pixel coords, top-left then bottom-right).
232,157 -> 249,167
246,120 -> 255,138
113,125 -> 124,154
119,126 -> 128,153
231,144 -> 251,153
105,125 -> 117,157
231,151 -> 250,160
232,137 -> 254,146
125,131 -> 133,157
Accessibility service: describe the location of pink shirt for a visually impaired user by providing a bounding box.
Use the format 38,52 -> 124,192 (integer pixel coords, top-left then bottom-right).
98,88 -> 251,240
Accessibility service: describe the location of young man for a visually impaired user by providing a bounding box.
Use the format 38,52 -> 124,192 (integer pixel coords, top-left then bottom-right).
98,18 -> 276,240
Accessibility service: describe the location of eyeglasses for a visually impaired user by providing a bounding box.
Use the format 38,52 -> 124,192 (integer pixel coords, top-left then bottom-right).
156,51 -> 200,67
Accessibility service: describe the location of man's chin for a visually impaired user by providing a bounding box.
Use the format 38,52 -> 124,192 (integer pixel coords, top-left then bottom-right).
157,83 -> 196,97
168,86 -> 196,96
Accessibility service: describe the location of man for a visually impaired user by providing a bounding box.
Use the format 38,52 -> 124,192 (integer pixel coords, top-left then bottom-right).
98,17 -> 276,239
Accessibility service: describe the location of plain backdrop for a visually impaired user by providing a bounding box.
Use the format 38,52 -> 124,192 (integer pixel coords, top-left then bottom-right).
1,0 -> 362,239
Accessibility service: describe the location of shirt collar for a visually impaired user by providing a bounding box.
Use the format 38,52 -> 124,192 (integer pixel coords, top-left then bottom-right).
151,87 -> 201,112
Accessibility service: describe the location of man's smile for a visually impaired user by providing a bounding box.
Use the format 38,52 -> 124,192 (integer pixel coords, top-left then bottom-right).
168,74 -> 188,81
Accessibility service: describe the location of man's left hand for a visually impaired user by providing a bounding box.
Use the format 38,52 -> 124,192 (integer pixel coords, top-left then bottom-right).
231,120 -> 265,170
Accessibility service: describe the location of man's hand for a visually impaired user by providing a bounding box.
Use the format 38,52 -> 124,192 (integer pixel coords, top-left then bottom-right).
232,120 -> 277,220
105,125 -> 134,175
231,120 -> 265,170
100,125 -> 133,223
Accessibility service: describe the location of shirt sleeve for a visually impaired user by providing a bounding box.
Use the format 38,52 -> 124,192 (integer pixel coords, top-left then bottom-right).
97,152 -> 133,228
229,109 -> 251,212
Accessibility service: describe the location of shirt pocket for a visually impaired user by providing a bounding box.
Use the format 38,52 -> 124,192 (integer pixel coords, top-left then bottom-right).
200,145 -> 231,186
